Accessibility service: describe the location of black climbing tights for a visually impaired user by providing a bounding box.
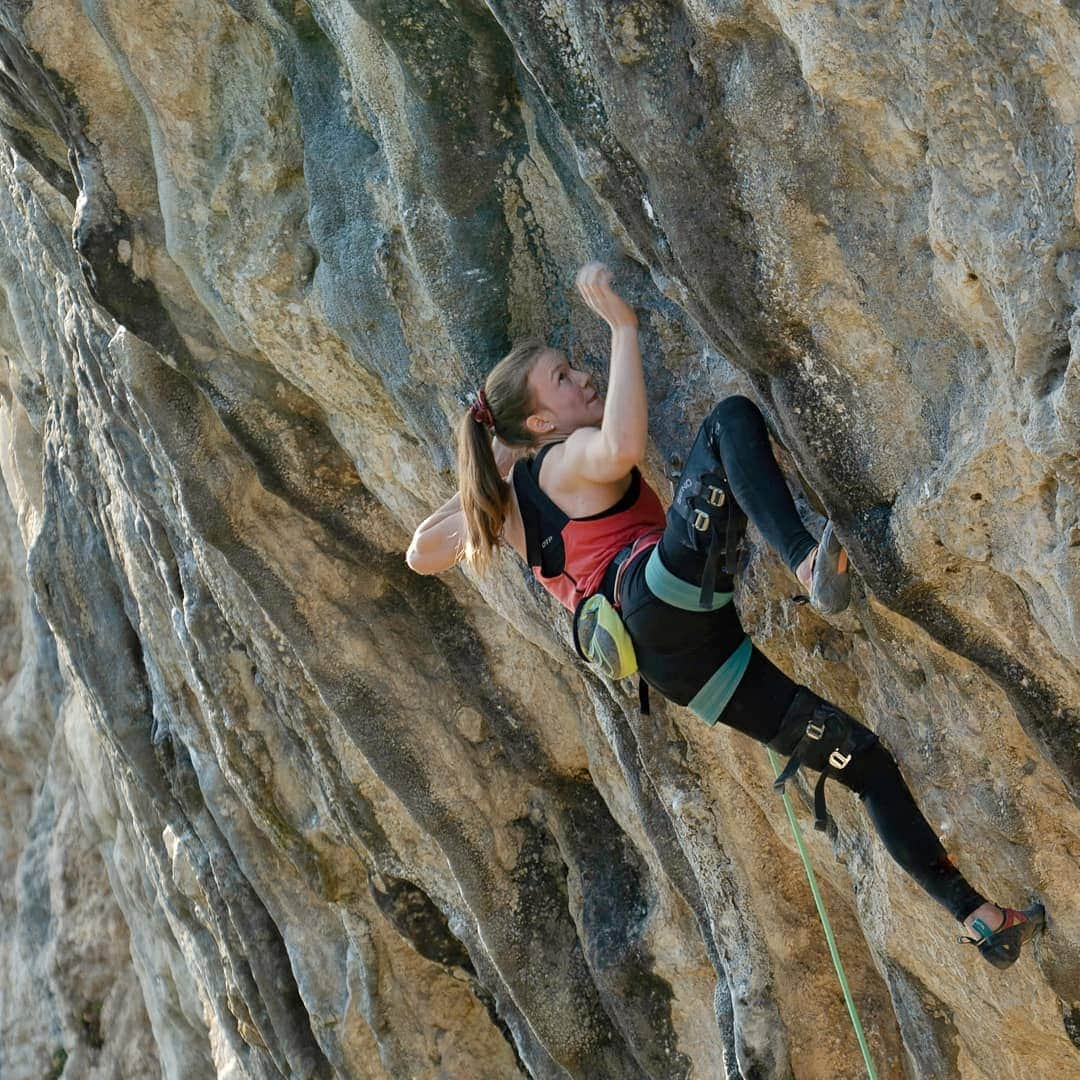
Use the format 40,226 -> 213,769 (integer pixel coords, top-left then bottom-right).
660,395 -> 818,580
661,396 -> 988,922
722,649 -> 987,922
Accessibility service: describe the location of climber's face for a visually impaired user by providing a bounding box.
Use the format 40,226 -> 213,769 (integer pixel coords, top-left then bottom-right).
524,349 -> 604,440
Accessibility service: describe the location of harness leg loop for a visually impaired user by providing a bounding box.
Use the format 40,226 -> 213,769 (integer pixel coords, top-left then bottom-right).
770,693 -> 875,839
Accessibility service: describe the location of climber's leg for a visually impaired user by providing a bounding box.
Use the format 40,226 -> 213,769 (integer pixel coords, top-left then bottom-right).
722,654 -> 987,920
828,738 -> 988,921
670,395 -> 852,612
669,396 -> 816,574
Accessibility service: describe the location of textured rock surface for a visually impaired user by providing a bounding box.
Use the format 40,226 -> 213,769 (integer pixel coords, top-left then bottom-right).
0,421 -> 159,1078
0,1 -> 1077,1077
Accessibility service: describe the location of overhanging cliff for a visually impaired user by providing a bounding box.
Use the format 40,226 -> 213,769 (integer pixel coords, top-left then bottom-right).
0,2 -> 1077,1077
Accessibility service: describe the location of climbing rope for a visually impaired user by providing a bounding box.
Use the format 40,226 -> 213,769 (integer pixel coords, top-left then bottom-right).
766,747 -> 879,1080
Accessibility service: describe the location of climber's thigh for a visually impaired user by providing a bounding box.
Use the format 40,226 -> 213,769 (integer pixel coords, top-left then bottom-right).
714,647 -> 801,745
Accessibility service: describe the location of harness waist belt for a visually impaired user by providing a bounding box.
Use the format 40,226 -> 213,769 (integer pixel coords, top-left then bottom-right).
644,544 -> 734,612
599,530 -> 663,606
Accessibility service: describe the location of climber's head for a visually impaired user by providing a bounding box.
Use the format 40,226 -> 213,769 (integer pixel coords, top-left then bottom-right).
456,339 -> 602,571
522,346 -> 604,440
467,337 -> 548,449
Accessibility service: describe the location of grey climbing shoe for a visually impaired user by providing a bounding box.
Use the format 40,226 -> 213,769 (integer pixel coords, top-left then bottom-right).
960,903 -> 1046,970
809,520 -> 851,615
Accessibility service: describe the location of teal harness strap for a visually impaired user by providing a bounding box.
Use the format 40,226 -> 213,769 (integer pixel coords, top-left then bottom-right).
644,546 -> 751,723
766,747 -> 879,1079
644,545 -> 733,611
687,637 -> 752,725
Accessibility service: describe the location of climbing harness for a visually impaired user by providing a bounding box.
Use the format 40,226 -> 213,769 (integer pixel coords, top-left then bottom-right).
770,692 -> 878,838
767,746 -> 879,1079
675,469 -> 747,608
637,544 -> 753,723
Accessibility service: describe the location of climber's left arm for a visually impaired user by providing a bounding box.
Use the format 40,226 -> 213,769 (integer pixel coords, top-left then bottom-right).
406,493 -> 465,574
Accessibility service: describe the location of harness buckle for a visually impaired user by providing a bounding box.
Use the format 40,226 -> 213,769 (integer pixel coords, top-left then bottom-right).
706,485 -> 726,508
692,508 -> 711,532
806,721 -> 825,741
828,749 -> 852,770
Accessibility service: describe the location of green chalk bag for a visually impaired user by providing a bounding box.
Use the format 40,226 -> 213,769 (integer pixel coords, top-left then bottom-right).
572,593 -> 639,681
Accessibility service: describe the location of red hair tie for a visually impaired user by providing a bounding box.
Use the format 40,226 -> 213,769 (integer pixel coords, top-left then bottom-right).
469,388 -> 495,429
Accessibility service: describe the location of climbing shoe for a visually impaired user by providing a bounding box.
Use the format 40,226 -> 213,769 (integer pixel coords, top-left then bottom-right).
809,520 -> 851,615
959,903 -> 1046,970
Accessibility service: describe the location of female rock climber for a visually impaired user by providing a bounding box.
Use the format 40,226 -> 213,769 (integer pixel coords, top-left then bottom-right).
406,262 -> 1044,969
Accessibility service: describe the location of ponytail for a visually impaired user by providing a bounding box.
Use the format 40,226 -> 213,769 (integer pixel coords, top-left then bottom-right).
457,410 -> 509,572
457,338 -> 549,572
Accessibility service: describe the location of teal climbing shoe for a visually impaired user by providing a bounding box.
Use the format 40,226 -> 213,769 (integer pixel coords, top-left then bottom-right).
960,903 -> 1046,970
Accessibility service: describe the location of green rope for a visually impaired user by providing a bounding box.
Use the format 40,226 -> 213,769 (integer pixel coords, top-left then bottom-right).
766,748 -> 879,1080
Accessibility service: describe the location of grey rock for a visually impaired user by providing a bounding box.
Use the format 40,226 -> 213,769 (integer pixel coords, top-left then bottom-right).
0,2 -> 1076,1078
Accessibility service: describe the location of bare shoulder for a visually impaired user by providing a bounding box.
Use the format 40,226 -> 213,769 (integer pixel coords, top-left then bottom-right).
542,428 -> 601,488
537,431 -> 634,517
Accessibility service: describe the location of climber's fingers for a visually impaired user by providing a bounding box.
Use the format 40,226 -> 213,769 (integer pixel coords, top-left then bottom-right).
575,262 -> 635,328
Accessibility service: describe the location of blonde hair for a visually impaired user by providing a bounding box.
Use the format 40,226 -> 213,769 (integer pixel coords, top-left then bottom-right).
457,338 -> 549,571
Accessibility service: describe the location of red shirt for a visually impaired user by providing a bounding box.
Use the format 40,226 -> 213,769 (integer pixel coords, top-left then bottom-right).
512,446 -> 666,611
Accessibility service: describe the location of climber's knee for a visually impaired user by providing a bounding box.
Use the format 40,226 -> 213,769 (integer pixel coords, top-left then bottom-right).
706,395 -> 761,433
768,687 -> 819,755
768,690 -> 881,834
831,737 -> 896,797
769,688 -> 880,782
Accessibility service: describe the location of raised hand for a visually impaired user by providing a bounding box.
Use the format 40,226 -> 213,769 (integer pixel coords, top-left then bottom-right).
575,262 -> 638,331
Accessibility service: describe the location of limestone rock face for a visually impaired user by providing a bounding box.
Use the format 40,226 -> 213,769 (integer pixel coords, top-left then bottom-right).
0,2 -> 1077,1077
